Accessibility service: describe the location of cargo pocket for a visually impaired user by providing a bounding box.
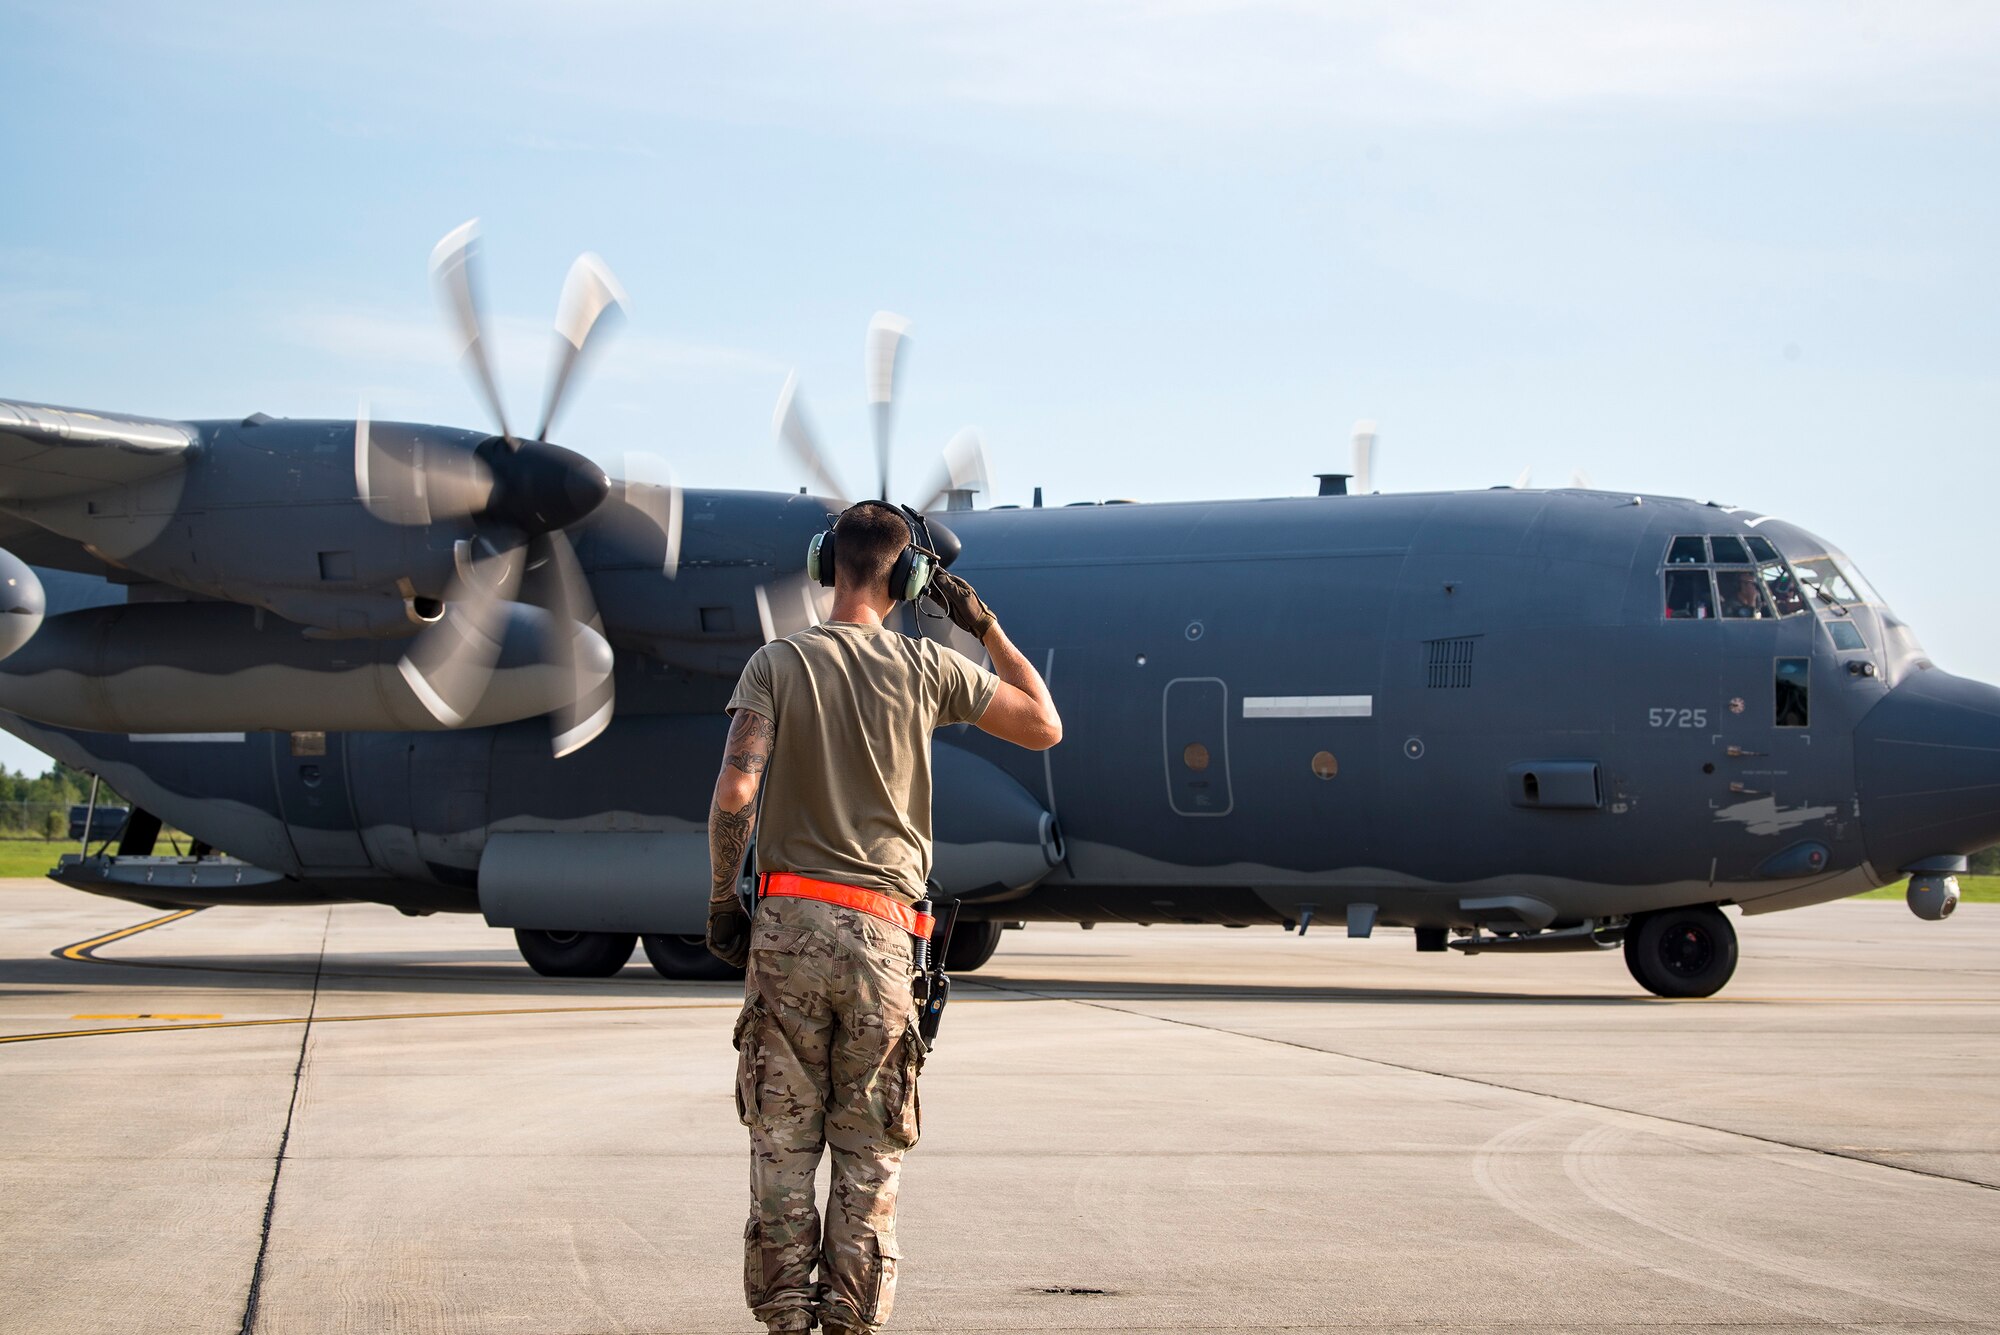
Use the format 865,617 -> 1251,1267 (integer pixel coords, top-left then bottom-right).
882,1022 -> 925,1149
732,998 -> 766,1127
856,1233 -> 902,1326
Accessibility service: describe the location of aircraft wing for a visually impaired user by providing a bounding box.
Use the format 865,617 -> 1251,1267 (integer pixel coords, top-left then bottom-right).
0,399 -> 197,501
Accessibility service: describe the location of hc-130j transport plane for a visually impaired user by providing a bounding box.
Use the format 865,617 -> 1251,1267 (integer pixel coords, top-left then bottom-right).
0,226 -> 1985,998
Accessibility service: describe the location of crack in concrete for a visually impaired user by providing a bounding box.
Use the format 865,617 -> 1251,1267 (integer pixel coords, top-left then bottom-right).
236,907 -> 330,1335
966,975 -> 2000,1196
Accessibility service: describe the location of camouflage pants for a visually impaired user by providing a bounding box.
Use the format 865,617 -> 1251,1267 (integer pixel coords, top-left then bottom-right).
734,895 -> 924,1332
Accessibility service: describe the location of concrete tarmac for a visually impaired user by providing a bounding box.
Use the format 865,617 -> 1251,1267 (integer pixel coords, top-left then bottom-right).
2,881 -> 1997,1334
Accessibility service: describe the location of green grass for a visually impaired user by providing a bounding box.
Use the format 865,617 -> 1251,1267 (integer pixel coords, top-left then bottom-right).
0,838 -> 84,877
1859,875 -> 2000,903
0,835 -> 200,878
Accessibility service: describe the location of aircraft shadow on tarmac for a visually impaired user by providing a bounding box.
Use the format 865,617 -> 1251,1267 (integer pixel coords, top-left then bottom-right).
14,948 -> 1661,1005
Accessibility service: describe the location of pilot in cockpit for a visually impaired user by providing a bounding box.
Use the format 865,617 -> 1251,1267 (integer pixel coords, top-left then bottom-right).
1722,571 -> 1765,619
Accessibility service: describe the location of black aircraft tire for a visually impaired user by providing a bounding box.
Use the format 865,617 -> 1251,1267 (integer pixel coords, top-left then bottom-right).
642,932 -> 746,982
514,929 -> 637,978
942,921 -> 1005,972
1623,906 -> 1738,998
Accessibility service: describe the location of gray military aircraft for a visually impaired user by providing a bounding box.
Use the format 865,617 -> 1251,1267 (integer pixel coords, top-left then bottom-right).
0,225 -> 1985,998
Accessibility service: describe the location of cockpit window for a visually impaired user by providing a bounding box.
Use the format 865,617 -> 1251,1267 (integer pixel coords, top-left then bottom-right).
1835,557 -> 1884,606
1709,535 -> 1750,565
1660,533 -> 1805,621
1664,569 -> 1714,619
1760,562 -> 1805,616
1716,568 -> 1772,618
1794,557 -> 1860,606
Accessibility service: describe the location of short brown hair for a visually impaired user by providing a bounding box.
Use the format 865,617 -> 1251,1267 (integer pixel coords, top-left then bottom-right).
832,502 -> 909,592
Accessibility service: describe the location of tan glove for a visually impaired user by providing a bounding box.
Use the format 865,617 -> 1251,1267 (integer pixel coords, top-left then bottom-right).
928,569 -> 997,641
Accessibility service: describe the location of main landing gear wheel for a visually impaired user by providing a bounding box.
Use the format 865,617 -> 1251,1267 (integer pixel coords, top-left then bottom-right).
642,932 -> 745,982
1624,905 -> 1738,998
514,929 -> 636,978
942,920 -> 1004,972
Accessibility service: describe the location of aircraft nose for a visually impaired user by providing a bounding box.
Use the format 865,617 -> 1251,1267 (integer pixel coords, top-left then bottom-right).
1854,668 -> 2000,875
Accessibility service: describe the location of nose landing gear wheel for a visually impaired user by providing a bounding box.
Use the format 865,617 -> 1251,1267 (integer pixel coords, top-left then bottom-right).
1624,905 -> 1737,998
513,929 -> 637,977
642,932 -> 746,981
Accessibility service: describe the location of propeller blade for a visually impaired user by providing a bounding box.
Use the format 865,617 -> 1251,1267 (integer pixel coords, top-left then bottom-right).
754,571 -> 828,644
397,539 -> 525,728
1350,419 -> 1377,495
537,252 -> 629,443
356,401 -> 495,526
527,528 -> 616,758
915,427 -> 990,513
1572,468 -> 1595,490
1513,466 -> 1533,490
865,311 -> 911,502
354,400 -> 424,527
429,219 -> 514,445
619,452 -> 683,578
773,371 -> 851,505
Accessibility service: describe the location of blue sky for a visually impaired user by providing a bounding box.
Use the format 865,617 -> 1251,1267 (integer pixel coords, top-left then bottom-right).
2,1 -> 1998,777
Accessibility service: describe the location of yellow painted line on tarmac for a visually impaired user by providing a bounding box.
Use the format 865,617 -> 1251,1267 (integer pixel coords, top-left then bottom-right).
2,994 -> 1041,1046
55,908 -> 200,961
73,1013 -> 222,1020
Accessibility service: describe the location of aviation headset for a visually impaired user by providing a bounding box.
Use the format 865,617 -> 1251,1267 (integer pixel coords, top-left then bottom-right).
806,501 -> 938,602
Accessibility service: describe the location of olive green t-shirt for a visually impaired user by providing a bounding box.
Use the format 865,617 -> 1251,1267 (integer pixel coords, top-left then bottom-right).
727,621 -> 1000,905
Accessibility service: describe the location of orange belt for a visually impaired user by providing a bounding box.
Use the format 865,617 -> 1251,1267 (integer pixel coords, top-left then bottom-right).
759,871 -> 935,940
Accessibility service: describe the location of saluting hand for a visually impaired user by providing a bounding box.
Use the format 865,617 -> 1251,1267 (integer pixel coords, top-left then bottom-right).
927,569 -> 996,641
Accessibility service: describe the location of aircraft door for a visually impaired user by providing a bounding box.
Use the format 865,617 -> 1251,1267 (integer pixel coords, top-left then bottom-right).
271,732 -> 372,868
1164,677 -> 1233,816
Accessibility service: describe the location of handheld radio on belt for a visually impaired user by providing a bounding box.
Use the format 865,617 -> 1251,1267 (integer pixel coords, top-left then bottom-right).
910,895 -> 959,1047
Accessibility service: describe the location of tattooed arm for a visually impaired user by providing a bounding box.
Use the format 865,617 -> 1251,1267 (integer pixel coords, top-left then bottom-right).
706,708 -> 774,967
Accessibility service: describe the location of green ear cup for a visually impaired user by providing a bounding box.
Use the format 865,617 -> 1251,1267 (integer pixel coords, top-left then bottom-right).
903,550 -> 935,602
808,532 -> 833,586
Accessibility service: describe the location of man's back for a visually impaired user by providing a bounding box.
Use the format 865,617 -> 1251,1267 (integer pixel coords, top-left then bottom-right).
729,621 -> 996,904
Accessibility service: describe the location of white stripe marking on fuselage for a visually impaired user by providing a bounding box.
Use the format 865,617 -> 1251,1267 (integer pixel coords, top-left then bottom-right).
1242,695 -> 1372,719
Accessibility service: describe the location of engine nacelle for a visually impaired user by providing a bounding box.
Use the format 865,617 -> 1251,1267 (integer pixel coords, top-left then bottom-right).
1907,873 -> 1959,920
0,600 -> 606,733
0,549 -> 44,660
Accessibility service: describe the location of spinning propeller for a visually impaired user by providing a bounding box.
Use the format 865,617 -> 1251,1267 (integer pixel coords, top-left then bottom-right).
355,220 -> 679,757
761,313 -> 988,641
